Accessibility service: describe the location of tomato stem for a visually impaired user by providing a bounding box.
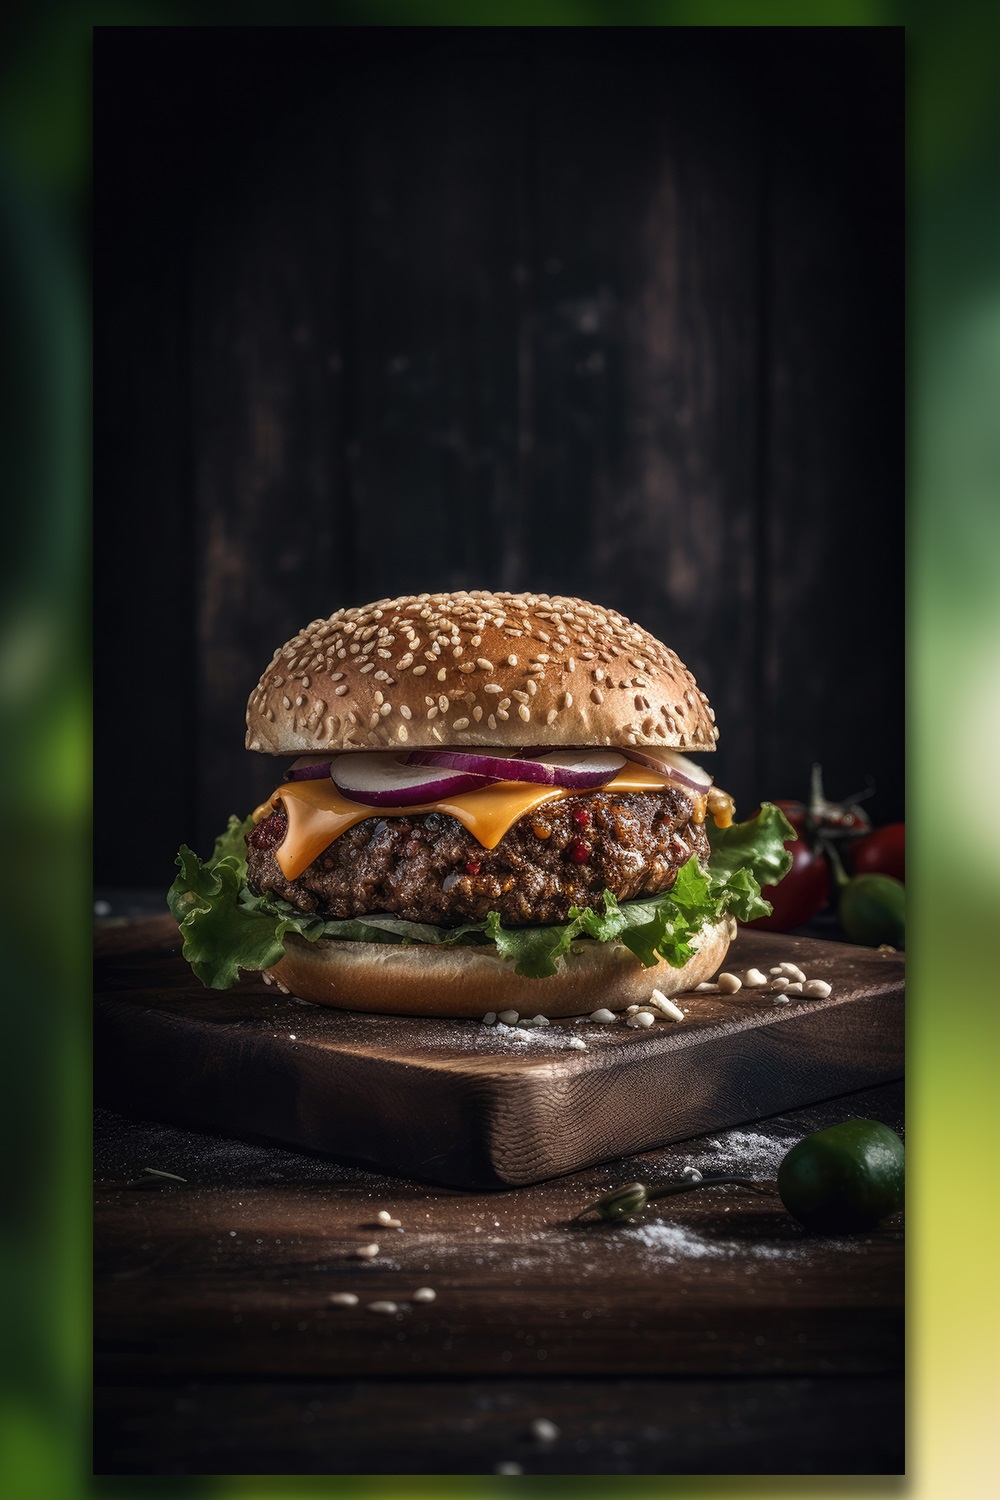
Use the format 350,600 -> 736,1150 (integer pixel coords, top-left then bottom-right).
822,834 -> 851,892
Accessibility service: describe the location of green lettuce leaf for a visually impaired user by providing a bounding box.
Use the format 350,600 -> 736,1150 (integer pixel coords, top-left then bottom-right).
168,802 -> 795,988
707,801 -> 796,887
167,816 -> 287,989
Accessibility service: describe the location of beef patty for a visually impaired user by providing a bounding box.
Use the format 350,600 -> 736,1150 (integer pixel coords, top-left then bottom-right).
245,788 -> 709,927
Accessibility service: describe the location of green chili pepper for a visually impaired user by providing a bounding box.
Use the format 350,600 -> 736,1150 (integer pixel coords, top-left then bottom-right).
576,1175 -> 769,1223
823,839 -> 905,948
776,1119 -> 904,1232
838,872 -> 905,948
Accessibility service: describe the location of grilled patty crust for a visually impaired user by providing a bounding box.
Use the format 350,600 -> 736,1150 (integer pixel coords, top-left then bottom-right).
245,788 -> 709,927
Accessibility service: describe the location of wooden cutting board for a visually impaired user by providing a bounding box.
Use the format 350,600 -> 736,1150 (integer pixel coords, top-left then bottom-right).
94,915 -> 903,1188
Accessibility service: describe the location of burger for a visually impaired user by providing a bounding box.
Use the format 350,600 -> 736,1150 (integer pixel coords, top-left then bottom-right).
169,592 -> 792,1017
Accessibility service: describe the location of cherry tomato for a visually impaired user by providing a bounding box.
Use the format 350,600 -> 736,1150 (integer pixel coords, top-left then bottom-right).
743,803 -> 830,932
771,799 -> 807,833
849,823 -> 905,885
749,836 -> 831,931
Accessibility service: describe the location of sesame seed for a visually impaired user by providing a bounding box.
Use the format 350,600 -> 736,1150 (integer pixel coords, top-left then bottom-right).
563,692 -> 573,708
330,672 -> 345,682
528,1417 -> 560,1443
497,709 -> 509,721
359,662 -> 374,673
473,705 -> 483,721
453,717 -> 470,730
427,706 -> 438,719
594,668 -> 605,681
437,668 -> 447,681
507,655 -> 518,665
399,705 -> 412,719
374,692 -> 384,706
329,1292 -> 359,1307
412,664 -> 426,676
438,695 -> 449,712
512,690 -> 529,703
518,704 -> 531,722
477,658 -> 494,672
484,683 -> 503,694
488,714 -> 497,729
379,703 -> 391,716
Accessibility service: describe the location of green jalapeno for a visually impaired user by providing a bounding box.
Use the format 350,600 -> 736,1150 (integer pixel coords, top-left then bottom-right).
777,1119 -> 904,1232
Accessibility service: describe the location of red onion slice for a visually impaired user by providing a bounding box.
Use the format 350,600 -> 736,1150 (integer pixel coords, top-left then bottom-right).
330,753 -> 496,807
409,747 -> 625,791
408,748 -> 553,784
529,750 -> 627,788
286,755 -> 339,781
621,746 -> 713,790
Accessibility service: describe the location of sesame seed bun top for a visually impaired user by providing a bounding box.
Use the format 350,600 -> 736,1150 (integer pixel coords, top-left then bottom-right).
245,591 -> 719,756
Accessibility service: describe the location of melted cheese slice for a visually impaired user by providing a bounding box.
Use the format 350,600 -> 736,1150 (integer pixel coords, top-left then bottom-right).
265,762 -> 695,881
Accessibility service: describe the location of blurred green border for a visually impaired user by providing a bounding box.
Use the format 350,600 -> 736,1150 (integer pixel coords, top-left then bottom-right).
1,1 -> 996,1495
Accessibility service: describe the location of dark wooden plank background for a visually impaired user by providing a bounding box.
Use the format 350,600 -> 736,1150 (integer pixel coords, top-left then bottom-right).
95,27 -> 902,886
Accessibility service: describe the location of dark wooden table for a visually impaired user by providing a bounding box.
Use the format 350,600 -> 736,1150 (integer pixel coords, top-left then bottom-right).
95,1077 -> 904,1475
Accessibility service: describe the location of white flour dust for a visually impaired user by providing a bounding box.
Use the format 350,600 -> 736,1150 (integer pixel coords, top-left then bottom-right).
678,1129 -> 792,1177
619,1219 -> 809,1263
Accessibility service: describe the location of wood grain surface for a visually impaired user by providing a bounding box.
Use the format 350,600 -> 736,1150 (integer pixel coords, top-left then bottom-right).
94,1080 -> 904,1474
95,915 -> 903,1188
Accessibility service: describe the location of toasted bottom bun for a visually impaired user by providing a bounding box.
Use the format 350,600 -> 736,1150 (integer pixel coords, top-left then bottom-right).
265,915 -> 735,1019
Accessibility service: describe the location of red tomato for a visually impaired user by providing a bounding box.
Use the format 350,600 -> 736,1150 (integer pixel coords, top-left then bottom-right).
849,823 -> 905,885
744,804 -> 830,932
771,799 -> 808,833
